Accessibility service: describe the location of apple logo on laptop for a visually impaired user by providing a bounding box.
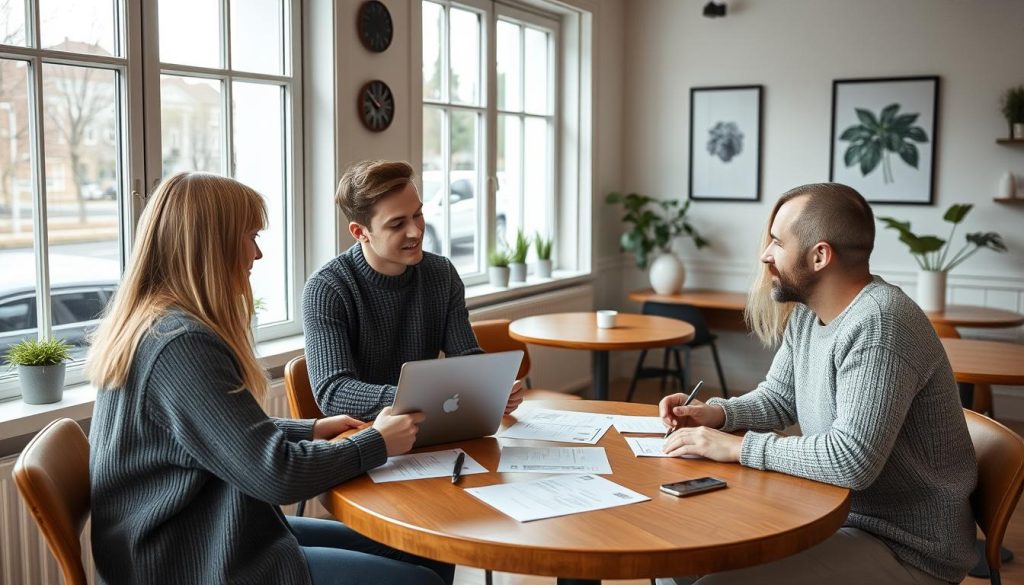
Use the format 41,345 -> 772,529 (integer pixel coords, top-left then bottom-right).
443,394 -> 460,414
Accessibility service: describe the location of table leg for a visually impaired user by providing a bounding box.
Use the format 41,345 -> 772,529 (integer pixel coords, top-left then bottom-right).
959,382 -> 974,409
557,579 -> 600,585
592,350 -> 610,401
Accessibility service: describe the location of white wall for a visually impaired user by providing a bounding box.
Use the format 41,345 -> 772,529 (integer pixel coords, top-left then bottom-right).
613,0 -> 1024,405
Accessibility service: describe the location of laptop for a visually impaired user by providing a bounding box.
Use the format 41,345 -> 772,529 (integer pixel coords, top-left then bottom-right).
392,350 -> 524,448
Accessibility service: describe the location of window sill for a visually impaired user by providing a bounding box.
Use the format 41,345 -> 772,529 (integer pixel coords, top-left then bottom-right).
464,270 -> 592,309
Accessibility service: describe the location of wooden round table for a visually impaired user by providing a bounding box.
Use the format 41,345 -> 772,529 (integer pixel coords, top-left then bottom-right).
324,400 -> 850,582
927,306 -> 1024,338
941,338 -> 1024,407
508,312 -> 695,400
628,288 -> 749,331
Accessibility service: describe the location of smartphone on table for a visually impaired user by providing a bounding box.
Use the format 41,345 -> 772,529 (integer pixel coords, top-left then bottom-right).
660,477 -> 727,497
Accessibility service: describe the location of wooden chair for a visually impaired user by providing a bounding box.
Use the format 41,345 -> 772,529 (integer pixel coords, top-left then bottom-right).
470,318 -> 582,401
13,418 -> 91,585
965,408 -> 1024,585
284,355 -> 324,516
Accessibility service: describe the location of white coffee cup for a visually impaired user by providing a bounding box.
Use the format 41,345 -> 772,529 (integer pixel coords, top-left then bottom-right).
596,310 -> 618,329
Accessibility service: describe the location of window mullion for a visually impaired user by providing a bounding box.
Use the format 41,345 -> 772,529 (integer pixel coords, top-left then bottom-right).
27,55 -> 53,340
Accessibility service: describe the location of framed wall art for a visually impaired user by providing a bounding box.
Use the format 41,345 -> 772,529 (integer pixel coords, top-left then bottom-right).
829,76 -> 939,205
688,85 -> 763,202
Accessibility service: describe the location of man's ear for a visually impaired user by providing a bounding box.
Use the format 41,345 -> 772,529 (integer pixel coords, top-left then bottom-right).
810,241 -> 834,272
349,221 -> 369,243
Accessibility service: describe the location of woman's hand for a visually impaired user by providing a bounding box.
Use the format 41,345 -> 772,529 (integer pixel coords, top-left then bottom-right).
504,379 -> 525,414
658,395 -> 725,431
312,414 -> 366,440
663,426 -> 742,462
372,406 -> 426,456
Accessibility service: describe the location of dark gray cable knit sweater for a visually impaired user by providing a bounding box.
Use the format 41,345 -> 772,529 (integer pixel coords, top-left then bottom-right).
707,277 -> 976,582
89,311 -> 387,585
302,244 -> 481,419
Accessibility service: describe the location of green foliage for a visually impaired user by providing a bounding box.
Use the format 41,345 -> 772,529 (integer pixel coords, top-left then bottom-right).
534,232 -> 553,261
253,297 -> 267,313
840,104 -> 929,185
5,338 -> 73,367
488,248 -> 510,267
878,204 -> 1007,272
1001,85 -> 1024,125
509,229 -> 531,264
605,192 -> 709,270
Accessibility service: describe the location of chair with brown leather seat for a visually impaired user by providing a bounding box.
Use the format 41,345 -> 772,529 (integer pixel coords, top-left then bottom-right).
13,417 -> 91,585
471,318 -> 581,402
284,355 -> 325,517
965,408 -> 1024,585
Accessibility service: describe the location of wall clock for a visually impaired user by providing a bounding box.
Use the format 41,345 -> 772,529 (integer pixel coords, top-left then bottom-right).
358,0 -> 393,53
359,80 -> 395,132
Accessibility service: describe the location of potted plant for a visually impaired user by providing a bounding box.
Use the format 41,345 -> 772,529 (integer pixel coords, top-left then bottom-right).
605,192 -> 709,294
534,232 -> 554,278
1001,85 -> 1024,139
508,229 -> 530,282
5,338 -> 73,405
488,249 -> 511,287
878,204 -> 1007,313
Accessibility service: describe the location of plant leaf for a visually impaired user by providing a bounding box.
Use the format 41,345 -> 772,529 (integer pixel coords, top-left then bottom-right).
905,127 -> 928,143
606,192 -> 622,204
855,108 -> 878,129
840,126 -> 872,141
844,143 -> 863,166
878,216 -> 914,237
943,204 -> 972,224
897,142 -> 919,168
902,233 -> 945,255
892,113 -> 919,128
859,143 -> 882,175
966,232 -> 1007,252
880,103 -> 900,125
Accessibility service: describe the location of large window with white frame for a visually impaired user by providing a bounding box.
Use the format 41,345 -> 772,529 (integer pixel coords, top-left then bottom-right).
421,0 -> 559,281
0,0 -> 302,400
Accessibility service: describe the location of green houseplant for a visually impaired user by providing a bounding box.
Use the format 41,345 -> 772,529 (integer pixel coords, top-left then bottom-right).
5,338 -> 73,404
606,192 -> 709,294
1001,85 -> 1024,139
487,248 -> 511,287
534,233 -> 554,278
508,229 -> 531,283
878,204 -> 1006,312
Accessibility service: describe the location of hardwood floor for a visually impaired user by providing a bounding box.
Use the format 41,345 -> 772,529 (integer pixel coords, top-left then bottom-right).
451,376 -> 1024,585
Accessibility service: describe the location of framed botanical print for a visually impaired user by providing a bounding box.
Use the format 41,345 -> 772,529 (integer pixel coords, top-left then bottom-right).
829,76 -> 939,205
689,85 -> 763,202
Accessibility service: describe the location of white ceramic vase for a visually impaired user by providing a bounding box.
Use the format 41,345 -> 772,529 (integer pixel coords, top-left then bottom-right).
19,364 -> 66,405
535,259 -> 553,278
1013,123 -> 1024,140
916,270 -> 947,313
509,262 -> 527,282
649,253 -> 685,295
998,172 -> 1016,198
488,266 -> 510,287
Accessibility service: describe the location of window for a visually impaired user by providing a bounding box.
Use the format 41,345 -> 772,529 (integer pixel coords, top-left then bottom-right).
422,0 -> 561,281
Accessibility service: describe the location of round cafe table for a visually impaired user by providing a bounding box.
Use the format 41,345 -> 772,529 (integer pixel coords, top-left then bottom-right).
508,312 -> 695,400
323,400 -> 850,583
926,306 -> 1024,338
940,338 -> 1024,406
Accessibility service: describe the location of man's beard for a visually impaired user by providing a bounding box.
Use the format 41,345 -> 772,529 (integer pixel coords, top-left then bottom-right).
770,262 -> 818,304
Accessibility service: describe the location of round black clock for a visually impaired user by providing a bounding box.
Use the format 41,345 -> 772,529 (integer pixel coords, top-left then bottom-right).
359,80 -> 395,132
358,0 -> 393,53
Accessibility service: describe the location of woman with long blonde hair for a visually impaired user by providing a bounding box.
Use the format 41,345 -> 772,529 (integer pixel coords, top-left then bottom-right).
87,172 -> 453,585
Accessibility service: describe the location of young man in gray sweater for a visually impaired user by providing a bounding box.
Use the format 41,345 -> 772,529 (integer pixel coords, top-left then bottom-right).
303,160 -> 524,420
658,183 -> 976,585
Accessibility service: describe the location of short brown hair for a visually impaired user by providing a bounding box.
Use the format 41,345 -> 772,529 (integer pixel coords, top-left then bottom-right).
335,160 -> 415,226
778,182 -> 875,268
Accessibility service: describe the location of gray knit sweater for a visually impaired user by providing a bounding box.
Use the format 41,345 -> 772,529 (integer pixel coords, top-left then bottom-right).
707,277 -> 975,582
302,244 -> 481,419
89,311 -> 387,585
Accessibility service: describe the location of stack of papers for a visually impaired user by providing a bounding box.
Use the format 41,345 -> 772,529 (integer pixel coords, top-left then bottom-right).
497,446 -> 612,474
367,448 -> 488,483
625,437 -> 701,459
465,473 -> 650,522
612,415 -> 668,434
499,409 -> 614,444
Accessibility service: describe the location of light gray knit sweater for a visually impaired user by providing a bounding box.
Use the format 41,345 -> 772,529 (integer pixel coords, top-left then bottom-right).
89,311 -> 387,584
707,277 -> 975,582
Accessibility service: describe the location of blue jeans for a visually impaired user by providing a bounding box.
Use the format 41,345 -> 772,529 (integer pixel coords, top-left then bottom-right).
289,516 -> 454,585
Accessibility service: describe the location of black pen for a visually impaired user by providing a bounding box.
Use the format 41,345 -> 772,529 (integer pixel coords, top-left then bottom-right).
451,451 -> 466,484
664,380 -> 705,438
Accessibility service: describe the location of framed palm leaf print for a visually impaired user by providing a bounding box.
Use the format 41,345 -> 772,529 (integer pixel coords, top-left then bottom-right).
829,76 -> 939,205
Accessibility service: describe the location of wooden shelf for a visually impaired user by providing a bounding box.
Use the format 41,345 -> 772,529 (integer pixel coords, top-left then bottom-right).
993,197 -> 1024,204
996,138 -> 1024,145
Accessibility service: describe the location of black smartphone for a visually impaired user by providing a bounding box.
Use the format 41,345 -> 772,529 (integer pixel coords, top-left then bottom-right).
659,477 -> 727,497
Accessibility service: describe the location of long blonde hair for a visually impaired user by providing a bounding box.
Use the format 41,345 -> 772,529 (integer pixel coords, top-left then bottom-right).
87,172 -> 269,398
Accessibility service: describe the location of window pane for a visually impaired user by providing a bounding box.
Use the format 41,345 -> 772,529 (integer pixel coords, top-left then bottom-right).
523,117 -> 549,239
0,1 -> 27,47
524,27 -> 549,114
160,0 -> 221,68
495,114 -> 521,244
40,0 -> 117,56
496,20 -> 520,111
422,1 -> 443,101
449,8 -> 479,106
0,59 -> 35,362
42,63 -> 121,360
449,109 -> 478,273
233,81 -> 287,325
421,106 -> 443,255
230,0 -> 283,75
160,75 -> 223,176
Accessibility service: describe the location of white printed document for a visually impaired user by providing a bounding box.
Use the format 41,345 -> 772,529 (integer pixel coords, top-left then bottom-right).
465,473 -> 650,522
625,437 -> 701,459
367,448 -> 488,483
497,446 -> 612,475
612,415 -> 668,434
498,409 -> 614,444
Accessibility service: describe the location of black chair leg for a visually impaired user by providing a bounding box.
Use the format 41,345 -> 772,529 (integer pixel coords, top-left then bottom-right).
710,341 -> 729,398
485,569 -> 494,585
683,347 -> 692,392
626,350 -> 648,402
659,349 -> 671,395
671,348 -> 685,397
296,499 -> 306,517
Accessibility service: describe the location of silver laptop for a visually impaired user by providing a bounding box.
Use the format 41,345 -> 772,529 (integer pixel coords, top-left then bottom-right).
392,350 -> 524,448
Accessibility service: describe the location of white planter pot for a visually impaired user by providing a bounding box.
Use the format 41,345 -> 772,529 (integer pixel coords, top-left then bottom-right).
18,363 -> 66,405
1013,123 -> 1024,140
916,270 -> 947,313
649,253 -> 685,295
488,266 -> 510,287
509,262 -> 527,282
535,259 -> 553,278
997,172 -> 1016,198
